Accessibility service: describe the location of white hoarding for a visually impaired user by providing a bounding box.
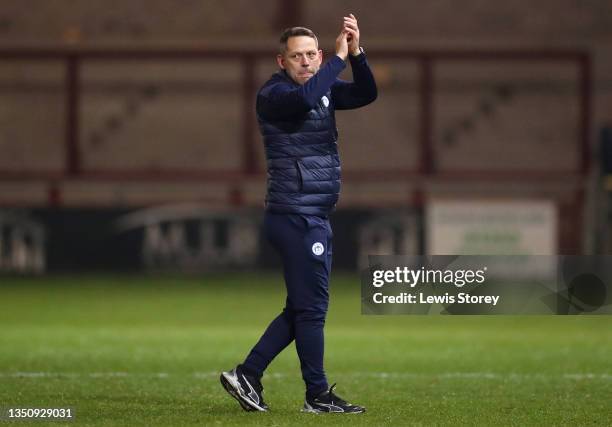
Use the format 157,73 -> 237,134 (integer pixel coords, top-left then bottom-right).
426,199 -> 557,255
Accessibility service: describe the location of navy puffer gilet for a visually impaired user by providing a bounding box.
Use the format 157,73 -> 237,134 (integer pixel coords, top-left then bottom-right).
258,72 -> 340,217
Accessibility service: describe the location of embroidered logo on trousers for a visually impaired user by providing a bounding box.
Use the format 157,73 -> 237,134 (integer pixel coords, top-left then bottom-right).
312,242 -> 325,256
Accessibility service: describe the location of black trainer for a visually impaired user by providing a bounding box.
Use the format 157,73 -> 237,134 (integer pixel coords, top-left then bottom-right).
302,383 -> 366,414
220,366 -> 268,412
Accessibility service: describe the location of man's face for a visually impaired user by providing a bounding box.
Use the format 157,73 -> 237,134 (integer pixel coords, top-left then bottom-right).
277,36 -> 322,85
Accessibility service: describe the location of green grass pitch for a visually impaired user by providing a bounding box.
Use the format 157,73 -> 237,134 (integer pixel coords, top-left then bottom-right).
0,273 -> 611,426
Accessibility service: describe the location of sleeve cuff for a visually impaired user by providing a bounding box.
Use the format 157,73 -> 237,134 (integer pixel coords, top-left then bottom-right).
349,50 -> 367,65
330,54 -> 348,70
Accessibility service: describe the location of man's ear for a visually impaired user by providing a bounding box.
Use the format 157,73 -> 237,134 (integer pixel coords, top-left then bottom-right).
276,54 -> 285,69
318,49 -> 323,62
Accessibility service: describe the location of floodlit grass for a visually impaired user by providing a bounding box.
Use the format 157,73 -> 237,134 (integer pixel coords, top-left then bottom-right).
0,273 -> 610,426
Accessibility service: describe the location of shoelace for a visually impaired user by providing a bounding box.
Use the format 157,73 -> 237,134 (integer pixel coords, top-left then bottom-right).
327,383 -> 348,405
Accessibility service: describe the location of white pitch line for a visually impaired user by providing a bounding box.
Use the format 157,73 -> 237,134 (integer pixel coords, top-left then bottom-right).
193,372 -> 221,379
352,372 -> 612,380
0,372 -> 610,380
89,372 -> 129,378
563,373 -> 612,380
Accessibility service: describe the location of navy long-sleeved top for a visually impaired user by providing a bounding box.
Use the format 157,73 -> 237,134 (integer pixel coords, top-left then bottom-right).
257,52 -> 377,216
257,53 -> 377,120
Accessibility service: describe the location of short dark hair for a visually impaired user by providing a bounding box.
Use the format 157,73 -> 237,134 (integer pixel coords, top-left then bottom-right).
279,27 -> 318,53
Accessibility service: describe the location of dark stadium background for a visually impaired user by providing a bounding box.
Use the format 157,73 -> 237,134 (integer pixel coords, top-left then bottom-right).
1,0 -> 612,269
1,1 -> 611,425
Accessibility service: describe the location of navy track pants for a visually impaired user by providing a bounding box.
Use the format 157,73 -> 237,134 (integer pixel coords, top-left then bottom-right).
242,212 -> 333,397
